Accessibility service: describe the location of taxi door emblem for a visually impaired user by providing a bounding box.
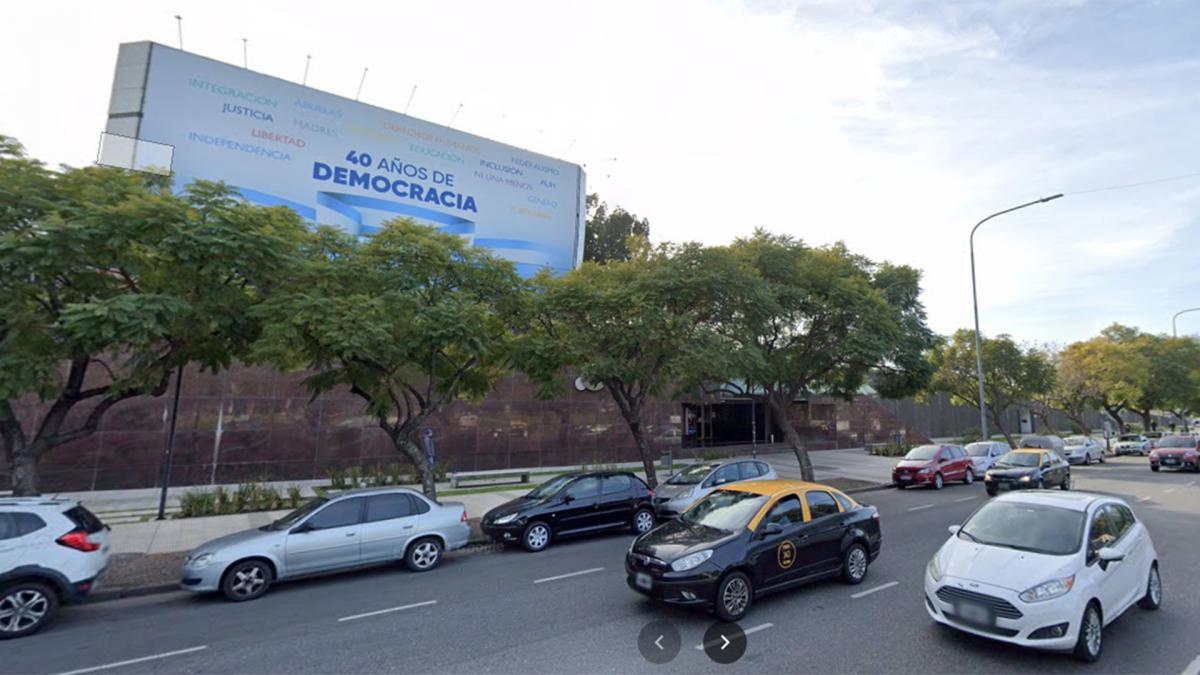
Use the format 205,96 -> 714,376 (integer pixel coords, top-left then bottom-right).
777,540 -> 796,569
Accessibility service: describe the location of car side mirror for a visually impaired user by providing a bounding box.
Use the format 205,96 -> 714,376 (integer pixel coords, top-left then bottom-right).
562,494 -> 575,504
1097,546 -> 1124,570
759,522 -> 784,538
947,525 -> 961,535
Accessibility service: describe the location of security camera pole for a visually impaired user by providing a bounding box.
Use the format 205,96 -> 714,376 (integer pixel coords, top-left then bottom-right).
970,194 -> 1063,442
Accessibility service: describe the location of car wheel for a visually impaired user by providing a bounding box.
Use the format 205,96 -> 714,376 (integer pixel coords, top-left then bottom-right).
522,522 -> 551,552
895,483 -> 906,490
1072,602 -> 1103,663
714,571 -> 752,622
841,543 -> 869,585
1099,452 -> 1106,464
632,508 -> 655,534
986,486 -> 998,497
1137,563 -> 1162,610
1035,478 -> 1045,490
932,473 -> 944,490
1151,466 -> 1160,472
1060,473 -> 1071,490
962,468 -> 974,485
1084,455 -> 1091,466
406,537 -> 443,572
0,581 -> 59,640
221,559 -> 273,602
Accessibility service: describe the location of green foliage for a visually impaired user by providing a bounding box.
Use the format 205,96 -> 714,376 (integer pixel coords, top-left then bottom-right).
253,219 -> 524,500
328,467 -> 348,490
583,193 -> 650,264
957,427 -> 983,445
0,136 -> 308,494
868,442 -> 912,457
174,482 -> 288,518
286,485 -> 304,509
928,329 -> 1054,445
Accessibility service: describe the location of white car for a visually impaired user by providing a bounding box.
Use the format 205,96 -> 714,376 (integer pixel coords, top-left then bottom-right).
964,441 -> 1010,474
0,498 -> 110,639
925,492 -> 1160,662
1063,436 -> 1105,465
1113,434 -> 1150,456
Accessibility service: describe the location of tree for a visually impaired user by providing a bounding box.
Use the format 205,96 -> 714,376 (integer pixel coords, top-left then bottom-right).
515,244 -> 746,487
1063,328 -> 1148,431
0,137 -> 307,495
1042,346 -> 1097,434
583,193 -> 650,263
1125,333 -> 1200,431
253,220 -> 524,499
719,232 -> 936,481
928,330 -> 1055,447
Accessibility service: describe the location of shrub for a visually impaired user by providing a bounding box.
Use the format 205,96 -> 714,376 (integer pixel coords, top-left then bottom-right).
178,489 -> 217,518
286,485 -> 304,509
328,467 -> 348,490
958,427 -> 983,445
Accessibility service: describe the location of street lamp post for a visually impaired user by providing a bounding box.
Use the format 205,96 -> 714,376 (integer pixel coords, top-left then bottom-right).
970,194 -> 1063,441
1172,307 -> 1200,337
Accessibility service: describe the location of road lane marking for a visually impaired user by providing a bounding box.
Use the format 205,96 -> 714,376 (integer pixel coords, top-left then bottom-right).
694,623 -> 774,649
908,504 -> 934,511
851,581 -> 899,599
1165,488 -> 1176,493
1138,496 -> 1151,503
954,496 -> 978,503
534,567 -> 604,584
1181,652 -> 1200,675
1188,481 -> 1196,487
337,600 -> 437,622
55,646 -> 208,675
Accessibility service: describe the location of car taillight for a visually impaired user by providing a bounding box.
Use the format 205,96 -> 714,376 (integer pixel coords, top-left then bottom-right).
648,489 -> 655,498
460,509 -> 468,523
56,529 -> 100,552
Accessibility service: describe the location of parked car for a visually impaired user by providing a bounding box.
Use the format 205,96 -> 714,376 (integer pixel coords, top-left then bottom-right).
627,479 -> 880,622
925,492 -> 1160,662
1063,436 -> 1106,465
1148,435 -> 1200,472
984,449 -> 1071,496
0,498 -> 110,639
1019,434 -> 1067,453
1113,434 -> 1150,456
652,459 -> 777,518
1143,431 -> 1164,450
482,471 -> 655,551
893,444 -> 976,489
180,487 -> 469,602
965,441 -> 1010,474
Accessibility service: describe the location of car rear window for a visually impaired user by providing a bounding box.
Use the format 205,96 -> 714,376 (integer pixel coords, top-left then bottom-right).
1157,436 -> 1195,448
65,505 -> 105,533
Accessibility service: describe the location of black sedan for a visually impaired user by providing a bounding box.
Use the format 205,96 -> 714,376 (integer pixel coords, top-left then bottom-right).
626,479 -> 881,622
481,471 -> 656,551
983,449 -> 1071,496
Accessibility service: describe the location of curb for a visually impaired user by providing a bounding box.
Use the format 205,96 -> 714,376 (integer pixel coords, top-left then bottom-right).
845,482 -> 895,495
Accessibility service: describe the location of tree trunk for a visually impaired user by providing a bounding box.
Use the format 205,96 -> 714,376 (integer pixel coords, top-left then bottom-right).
1140,410 -> 1153,432
988,408 -> 1016,448
1102,404 -> 1125,432
767,397 -> 813,481
7,441 -> 39,496
608,385 -> 657,487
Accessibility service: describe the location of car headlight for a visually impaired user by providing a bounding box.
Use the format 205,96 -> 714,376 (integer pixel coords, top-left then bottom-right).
1019,575 -> 1075,603
493,513 -> 520,525
927,552 -> 943,582
189,552 -> 215,569
917,468 -> 932,474
1019,475 -> 1032,482
984,472 -> 992,481
670,549 -> 713,572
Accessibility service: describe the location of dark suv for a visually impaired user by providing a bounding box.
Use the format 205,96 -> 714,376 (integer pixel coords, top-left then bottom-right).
481,471 -> 655,551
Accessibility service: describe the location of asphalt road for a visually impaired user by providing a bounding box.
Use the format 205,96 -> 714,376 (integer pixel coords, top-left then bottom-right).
8,456 -> 1199,675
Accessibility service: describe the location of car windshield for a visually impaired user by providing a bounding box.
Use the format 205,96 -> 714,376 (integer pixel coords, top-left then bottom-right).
527,475 -> 574,499
1019,436 -> 1053,449
1145,432 -> 1163,438
1118,435 -> 1142,442
965,443 -> 994,457
994,452 -> 1040,468
667,464 -> 715,485
1064,436 -> 1087,446
904,446 -> 939,461
959,501 -> 1086,555
681,490 -> 768,532
268,497 -> 328,530
1157,436 -> 1195,448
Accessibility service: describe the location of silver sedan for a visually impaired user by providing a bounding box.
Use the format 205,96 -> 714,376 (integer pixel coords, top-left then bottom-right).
180,487 -> 470,601
652,459 -> 777,517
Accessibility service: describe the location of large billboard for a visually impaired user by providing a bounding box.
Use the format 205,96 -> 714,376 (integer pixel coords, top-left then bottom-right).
104,42 -> 586,276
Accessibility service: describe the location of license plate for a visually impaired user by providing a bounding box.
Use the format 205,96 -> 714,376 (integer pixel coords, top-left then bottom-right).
635,572 -> 652,590
958,601 -> 992,625
898,475 -> 911,481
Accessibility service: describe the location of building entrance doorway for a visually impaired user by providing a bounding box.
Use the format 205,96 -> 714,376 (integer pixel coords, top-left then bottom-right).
683,400 -> 775,448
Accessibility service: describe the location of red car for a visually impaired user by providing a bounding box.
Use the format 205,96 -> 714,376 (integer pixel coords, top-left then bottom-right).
892,444 -> 976,490
1149,435 -> 1200,472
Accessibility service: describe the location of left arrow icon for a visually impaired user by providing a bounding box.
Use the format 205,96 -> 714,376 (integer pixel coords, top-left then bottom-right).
655,635 -> 664,650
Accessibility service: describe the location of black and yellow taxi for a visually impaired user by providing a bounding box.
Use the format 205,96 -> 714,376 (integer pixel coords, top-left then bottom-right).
625,479 -> 881,621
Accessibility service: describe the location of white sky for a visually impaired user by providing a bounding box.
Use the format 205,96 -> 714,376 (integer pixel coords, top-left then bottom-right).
4,0 -> 1199,344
